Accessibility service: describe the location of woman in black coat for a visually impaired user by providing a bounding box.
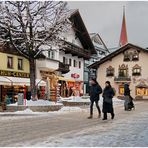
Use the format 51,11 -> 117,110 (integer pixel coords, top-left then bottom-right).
88,78 -> 102,119
102,81 -> 115,120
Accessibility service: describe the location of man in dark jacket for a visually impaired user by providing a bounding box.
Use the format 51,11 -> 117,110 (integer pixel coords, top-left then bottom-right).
102,81 -> 115,120
88,78 -> 102,119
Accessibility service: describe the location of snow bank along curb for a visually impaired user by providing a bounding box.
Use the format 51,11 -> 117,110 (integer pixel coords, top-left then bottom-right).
60,96 -> 90,106
6,100 -> 63,112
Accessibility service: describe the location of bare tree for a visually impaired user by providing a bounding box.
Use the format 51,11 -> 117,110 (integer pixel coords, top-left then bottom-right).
0,1 -> 71,100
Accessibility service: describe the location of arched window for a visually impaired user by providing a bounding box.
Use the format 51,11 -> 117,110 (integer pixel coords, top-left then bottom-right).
106,66 -> 114,77
132,64 -> 141,76
118,64 -> 128,77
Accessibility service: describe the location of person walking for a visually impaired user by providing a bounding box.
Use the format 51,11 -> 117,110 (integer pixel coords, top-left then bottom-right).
124,83 -> 135,111
102,81 -> 115,120
88,78 -> 102,119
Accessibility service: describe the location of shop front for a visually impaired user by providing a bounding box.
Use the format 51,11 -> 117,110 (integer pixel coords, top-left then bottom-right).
0,71 -> 46,109
58,76 -> 83,98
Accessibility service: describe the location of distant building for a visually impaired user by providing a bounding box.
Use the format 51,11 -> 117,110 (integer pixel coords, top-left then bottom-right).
83,33 -> 109,94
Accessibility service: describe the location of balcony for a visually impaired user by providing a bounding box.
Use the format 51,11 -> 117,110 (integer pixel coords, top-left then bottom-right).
114,76 -> 131,82
62,41 -> 92,60
36,59 -> 59,71
58,62 -> 70,74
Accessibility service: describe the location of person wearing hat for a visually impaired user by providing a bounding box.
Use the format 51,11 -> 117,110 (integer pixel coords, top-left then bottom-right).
102,81 -> 115,120
88,78 -> 102,119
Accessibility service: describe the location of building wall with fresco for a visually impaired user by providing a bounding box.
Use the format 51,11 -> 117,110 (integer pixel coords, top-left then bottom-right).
96,46 -> 148,99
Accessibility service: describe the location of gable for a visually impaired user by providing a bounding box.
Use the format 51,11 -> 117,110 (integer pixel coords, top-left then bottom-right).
88,43 -> 148,69
61,28 -> 83,48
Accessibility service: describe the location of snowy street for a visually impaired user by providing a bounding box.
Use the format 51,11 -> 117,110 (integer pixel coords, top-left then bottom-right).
0,101 -> 148,147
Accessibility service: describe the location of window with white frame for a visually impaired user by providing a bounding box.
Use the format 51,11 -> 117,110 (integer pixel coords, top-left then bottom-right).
48,50 -> 55,59
7,56 -> 13,69
18,58 -> 23,70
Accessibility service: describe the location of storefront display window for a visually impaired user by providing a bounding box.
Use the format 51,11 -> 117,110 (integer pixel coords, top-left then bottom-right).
136,87 -> 148,96
119,85 -> 124,95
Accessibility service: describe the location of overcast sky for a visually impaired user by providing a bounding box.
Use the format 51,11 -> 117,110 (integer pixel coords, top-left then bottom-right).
68,1 -> 148,48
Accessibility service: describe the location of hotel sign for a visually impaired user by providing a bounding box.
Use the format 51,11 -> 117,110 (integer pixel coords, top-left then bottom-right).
0,70 -> 30,78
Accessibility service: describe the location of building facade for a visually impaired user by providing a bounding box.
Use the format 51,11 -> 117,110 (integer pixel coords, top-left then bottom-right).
0,44 -> 47,109
0,45 -> 30,108
36,10 -> 95,100
84,33 -> 109,94
89,43 -> 148,100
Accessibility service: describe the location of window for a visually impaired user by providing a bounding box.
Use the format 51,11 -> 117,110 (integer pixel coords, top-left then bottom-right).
118,64 -> 128,77
106,66 -> 114,77
119,85 -> 124,95
48,51 -> 55,59
132,64 -> 141,76
63,57 -> 68,64
65,58 -> 68,64
74,60 -> 77,67
132,51 -> 139,61
124,50 -> 139,61
79,61 -> 81,69
69,59 -> 72,66
63,57 -> 66,64
18,58 -> 23,70
7,56 -> 13,69
124,51 -> 130,61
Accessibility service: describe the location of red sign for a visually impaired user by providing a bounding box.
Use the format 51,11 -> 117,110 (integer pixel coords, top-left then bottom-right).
71,73 -> 80,79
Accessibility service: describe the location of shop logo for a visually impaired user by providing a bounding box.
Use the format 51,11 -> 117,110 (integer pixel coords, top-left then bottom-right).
71,73 -> 80,79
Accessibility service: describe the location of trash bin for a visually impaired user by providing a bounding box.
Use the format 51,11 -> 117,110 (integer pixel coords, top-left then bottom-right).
18,93 -> 24,105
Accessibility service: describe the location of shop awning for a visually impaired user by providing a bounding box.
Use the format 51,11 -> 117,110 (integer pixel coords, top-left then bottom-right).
0,76 -> 46,86
58,76 -> 76,82
0,77 -> 12,85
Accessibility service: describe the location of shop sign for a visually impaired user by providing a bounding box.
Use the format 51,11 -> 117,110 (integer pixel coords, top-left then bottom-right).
71,73 -> 80,79
0,70 -> 30,78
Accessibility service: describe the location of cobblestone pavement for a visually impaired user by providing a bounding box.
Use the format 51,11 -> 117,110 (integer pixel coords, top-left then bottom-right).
0,101 -> 148,147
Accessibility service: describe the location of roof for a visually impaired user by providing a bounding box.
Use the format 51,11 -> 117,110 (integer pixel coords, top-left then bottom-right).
90,33 -> 109,53
88,43 -> 148,69
69,10 -> 96,54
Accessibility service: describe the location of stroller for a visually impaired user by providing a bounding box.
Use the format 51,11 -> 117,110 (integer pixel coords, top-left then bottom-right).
124,95 -> 135,111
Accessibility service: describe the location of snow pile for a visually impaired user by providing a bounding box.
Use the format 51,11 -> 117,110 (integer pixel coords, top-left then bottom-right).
15,108 -> 35,114
113,97 -> 124,105
60,96 -> 123,105
60,96 -> 90,103
58,106 -> 85,112
8,100 -> 63,106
